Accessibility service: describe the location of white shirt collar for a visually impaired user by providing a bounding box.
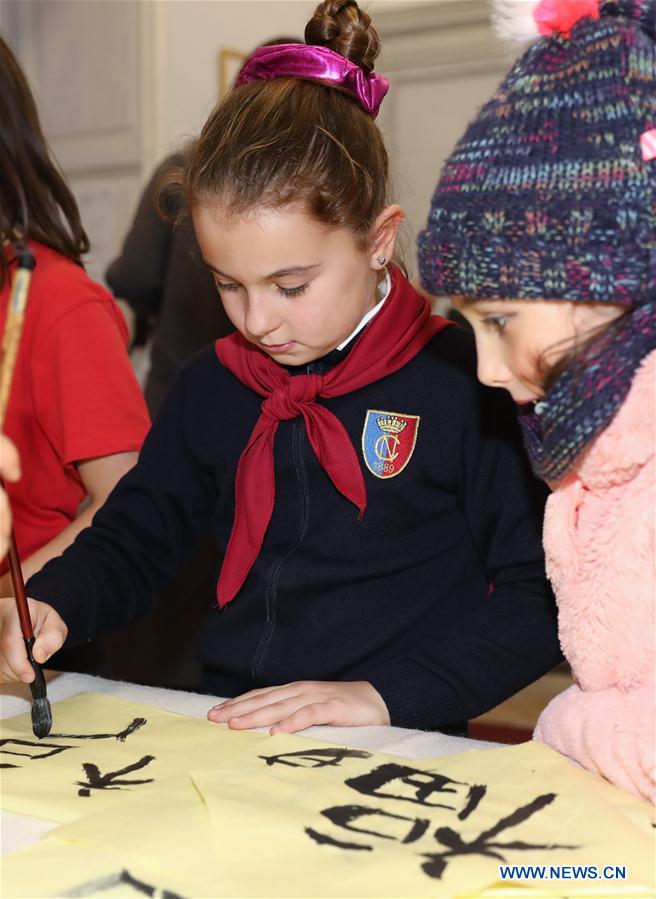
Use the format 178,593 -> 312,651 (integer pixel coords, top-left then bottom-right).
336,271 -> 392,351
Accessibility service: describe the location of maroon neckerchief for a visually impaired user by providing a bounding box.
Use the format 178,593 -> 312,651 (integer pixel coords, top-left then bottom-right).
214,267 -> 452,606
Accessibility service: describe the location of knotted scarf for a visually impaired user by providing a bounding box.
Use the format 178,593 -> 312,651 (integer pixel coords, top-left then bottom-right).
214,268 -> 451,606
518,301 -> 656,483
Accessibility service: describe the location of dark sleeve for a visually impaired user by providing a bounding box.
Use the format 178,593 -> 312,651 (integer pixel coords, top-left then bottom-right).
105,155 -> 181,318
25,360 -> 218,646
365,353 -> 562,731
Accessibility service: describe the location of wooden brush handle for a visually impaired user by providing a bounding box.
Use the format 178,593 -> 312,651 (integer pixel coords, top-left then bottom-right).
1,250 -> 36,640
0,263 -> 32,425
7,531 -> 33,639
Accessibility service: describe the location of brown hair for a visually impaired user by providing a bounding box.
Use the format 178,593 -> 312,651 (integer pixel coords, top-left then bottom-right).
0,36 -> 89,290
170,1 -> 390,250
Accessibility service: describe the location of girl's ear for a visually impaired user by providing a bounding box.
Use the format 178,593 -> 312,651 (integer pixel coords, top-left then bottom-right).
369,204 -> 405,270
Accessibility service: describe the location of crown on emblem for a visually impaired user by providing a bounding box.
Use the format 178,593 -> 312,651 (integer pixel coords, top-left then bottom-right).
376,415 -> 407,434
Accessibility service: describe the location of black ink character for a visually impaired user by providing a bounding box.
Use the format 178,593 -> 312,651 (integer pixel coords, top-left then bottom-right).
1,738 -> 73,762
51,717 -> 147,742
345,763 -> 486,819
60,868 -> 185,898
259,747 -> 372,768
1,720 -> 146,770
306,792 -> 580,882
306,805 -> 431,851
419,793 -> 579,879
75,755 -> 155,797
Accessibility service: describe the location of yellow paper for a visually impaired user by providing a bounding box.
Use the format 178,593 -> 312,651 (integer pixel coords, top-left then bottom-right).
2,775 -> 231,899
1,838 -> 198,898
191,735 -> 656,898
0,692 -> 267,823
588,771 -> 656,835
3,720 -> 654,899
54,775 -> 216,874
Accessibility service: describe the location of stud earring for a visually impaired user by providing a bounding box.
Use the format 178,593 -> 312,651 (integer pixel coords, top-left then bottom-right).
377,255 -> 387,266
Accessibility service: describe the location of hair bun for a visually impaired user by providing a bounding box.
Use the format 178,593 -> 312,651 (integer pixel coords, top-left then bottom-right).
305,0 -> 381,74
601,0 -> 656,40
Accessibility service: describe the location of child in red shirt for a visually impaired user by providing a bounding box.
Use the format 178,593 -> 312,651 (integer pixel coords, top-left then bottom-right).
0,36 -> 150,594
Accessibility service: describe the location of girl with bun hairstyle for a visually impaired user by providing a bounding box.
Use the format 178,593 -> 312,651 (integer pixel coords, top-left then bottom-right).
0,1 -> 560,734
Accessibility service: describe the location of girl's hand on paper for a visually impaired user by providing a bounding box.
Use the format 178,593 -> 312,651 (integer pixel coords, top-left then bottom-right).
0,596 -> 67,683
208,680 -> 390,733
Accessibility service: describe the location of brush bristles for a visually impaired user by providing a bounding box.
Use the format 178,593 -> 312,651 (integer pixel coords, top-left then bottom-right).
24,636 -> 52,737
31,696 -> 52,739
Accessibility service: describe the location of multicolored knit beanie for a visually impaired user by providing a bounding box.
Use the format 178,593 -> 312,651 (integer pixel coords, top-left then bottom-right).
418,0 -> 656,482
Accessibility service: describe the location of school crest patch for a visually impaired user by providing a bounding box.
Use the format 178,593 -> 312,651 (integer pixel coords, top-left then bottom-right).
361,409 -> 420,479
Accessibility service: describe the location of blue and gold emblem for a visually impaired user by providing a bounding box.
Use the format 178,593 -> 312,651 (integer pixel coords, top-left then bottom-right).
361,409 -> 420,479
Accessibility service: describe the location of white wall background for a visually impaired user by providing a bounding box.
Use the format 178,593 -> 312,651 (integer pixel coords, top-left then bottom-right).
145,0 -> 468,169
0,0 -> 510,284
148,1 -> 313,167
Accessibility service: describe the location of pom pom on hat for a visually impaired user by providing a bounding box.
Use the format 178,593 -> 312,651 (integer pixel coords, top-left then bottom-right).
534,0 -> 601,37
491,0 -> 601,43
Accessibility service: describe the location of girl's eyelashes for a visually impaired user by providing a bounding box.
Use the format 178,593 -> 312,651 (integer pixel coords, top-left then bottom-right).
277,282 -> 309,298
212,280 -> 309,298
481,314 -> 510,334
214,280 -> 240,293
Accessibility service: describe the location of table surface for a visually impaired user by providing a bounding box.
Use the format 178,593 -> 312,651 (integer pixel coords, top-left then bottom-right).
1,671 -> 499,856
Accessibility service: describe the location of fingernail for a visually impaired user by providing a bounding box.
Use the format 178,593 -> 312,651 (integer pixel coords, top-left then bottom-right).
21,672 -> 33,683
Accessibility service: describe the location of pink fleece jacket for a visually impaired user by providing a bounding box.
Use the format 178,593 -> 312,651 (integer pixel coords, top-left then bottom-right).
534,350 -> 656,802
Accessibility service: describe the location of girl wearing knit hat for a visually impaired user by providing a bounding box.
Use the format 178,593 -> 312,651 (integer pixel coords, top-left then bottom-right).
419,0 -> 655,802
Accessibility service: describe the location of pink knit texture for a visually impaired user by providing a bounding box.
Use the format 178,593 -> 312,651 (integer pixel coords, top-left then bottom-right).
534,351 -> 656,802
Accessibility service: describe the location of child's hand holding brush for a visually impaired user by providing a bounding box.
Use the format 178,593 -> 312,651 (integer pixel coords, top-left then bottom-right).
0,595 -> 67,684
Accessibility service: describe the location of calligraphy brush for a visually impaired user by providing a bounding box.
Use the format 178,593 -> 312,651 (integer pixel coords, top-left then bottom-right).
6,531 -> 52,737
0,241 -> 51,738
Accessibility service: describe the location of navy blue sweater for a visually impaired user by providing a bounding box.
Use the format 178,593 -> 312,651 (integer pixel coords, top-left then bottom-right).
27,326 -> 561,729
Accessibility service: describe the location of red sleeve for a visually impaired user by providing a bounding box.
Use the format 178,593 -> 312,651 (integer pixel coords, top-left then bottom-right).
32,290 -> 151,467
